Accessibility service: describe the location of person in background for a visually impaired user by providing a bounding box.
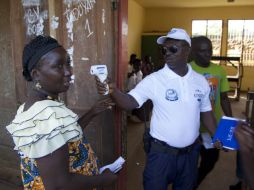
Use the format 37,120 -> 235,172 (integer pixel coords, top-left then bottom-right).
6,35 -> 117,190
142,55 -> 154,77
234,122 -> 254,190
126,58 -> 143,122
229,155 -> 245,190
95,28 -> 221,190
190,36 -> 232,189
127,53 -> 137,78
127,59 -> 143,92
134,59 -> 143,83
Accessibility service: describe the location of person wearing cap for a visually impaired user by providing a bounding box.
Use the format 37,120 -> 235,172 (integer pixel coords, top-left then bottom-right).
190,36 -> 232,189
94,28 -> 220,190
5,35 -> 118,189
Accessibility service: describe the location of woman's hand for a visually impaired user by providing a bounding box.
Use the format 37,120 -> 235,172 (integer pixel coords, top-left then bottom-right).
78,97 -> 115,129
90,97 -> 115,116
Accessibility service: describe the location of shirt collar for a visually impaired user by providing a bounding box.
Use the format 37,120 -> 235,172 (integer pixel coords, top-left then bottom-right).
162,63 -> 192,79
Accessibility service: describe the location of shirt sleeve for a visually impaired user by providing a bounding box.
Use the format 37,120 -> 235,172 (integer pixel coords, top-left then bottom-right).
200,78 -> 212,112
128,75 -> 154,108
6,102 -> 83,159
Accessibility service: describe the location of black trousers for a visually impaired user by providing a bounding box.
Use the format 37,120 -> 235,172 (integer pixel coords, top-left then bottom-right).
144,142 -> 201,190
196,145 -> 220,187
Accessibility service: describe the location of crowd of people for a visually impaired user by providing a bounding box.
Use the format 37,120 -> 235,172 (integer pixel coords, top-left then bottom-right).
5,28 -> 254,190
127,54 -> 155,91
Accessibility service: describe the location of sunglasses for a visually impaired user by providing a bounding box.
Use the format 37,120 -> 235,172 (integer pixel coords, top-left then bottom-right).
162,45 -> 178,55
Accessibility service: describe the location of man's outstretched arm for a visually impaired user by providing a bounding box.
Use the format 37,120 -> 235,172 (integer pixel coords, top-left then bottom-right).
95,77 -> 139,111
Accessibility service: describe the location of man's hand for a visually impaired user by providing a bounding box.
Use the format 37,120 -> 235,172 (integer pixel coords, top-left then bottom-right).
213,139 -> 223,149
95,76 -> 114,95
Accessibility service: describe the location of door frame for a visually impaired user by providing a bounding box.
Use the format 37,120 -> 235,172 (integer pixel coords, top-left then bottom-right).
115,0 -> 128,189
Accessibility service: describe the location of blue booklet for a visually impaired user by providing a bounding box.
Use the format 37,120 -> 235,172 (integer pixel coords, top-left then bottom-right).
212,116 -> 240,150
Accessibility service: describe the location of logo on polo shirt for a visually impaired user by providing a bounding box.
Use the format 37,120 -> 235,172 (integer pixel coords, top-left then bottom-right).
165,89 -> 178,101
194,89 -> 204,102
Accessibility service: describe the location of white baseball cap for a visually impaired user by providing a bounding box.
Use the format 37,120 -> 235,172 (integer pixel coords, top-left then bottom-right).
157,28 -> 191,47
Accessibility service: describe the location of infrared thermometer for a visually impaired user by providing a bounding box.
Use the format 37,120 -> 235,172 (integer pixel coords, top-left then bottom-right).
90,65 -> 109,95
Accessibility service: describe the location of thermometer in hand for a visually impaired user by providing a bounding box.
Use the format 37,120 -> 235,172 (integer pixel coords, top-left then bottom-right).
90,65 -> 109,95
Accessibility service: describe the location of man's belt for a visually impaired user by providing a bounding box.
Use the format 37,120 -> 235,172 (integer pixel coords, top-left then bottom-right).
150,137 -> 197,155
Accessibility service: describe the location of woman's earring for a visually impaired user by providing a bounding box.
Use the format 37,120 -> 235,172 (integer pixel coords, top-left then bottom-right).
35,82 -> 42,90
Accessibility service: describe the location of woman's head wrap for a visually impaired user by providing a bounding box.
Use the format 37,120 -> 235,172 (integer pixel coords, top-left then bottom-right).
22,35 -> 62,81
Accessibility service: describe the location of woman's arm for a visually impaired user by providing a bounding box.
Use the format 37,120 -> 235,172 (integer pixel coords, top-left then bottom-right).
78,97 -> 115,129
37,144 -> 117,190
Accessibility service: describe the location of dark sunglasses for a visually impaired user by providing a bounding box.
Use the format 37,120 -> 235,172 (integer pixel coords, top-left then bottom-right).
162,45 -> 178,55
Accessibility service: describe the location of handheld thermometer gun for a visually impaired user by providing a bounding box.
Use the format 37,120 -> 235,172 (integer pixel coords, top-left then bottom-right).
90,65 -> 109,95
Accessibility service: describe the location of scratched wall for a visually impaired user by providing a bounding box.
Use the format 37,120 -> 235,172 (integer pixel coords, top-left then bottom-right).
59,0 -> 116,163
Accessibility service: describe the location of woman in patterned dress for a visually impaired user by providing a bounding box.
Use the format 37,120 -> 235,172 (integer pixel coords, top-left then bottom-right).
6,35 -> 117,190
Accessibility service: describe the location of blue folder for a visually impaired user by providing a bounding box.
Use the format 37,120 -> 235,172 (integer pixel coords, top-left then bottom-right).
212,116 -> 240,150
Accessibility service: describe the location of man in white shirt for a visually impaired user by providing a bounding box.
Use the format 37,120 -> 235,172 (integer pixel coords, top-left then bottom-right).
95,28 -> 219,190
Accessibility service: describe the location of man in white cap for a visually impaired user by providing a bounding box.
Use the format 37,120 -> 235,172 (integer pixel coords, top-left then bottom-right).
94,28 -> 219,190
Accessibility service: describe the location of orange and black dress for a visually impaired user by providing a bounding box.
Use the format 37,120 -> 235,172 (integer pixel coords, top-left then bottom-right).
6,100 -> 99,190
